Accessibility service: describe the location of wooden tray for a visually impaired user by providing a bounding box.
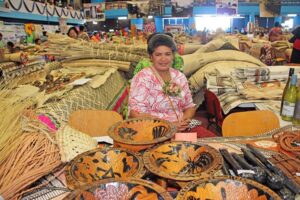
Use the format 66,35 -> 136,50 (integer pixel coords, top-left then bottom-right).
108,118 -> 176,151
65,148 -> 145,189
143,141 -> 223,181
64,177 -> 173,200
177,176 -> 281,200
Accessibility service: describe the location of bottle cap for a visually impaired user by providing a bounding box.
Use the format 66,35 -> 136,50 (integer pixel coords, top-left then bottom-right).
291,74 -> 297,85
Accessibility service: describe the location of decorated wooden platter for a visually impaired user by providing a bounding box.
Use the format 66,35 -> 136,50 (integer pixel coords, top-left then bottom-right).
64,177 -> 173,200
143,141 -> 223,181
108,118 -> 176,151
177,176 -> 281,200
65,148 -> 145,189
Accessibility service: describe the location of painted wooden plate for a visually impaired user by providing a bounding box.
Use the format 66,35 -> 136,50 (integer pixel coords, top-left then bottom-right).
64,177 -> 173,200
143,141 -> 223,181
108,118 -> 177,151
65,148 -> 145,189
177,176 -> 281,200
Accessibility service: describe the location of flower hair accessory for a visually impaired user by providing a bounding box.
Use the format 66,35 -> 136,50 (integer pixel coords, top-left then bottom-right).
163,81 -> 182,97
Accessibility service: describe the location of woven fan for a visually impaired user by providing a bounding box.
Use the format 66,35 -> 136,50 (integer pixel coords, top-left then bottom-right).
56,125 -> 98,162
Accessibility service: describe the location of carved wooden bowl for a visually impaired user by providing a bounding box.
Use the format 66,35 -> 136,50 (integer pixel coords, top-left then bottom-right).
177,176 -> 281,200
65,148 -> 145,189
108,118 -> 177,152
64,178 -> 173,200
143,141 -> 223,181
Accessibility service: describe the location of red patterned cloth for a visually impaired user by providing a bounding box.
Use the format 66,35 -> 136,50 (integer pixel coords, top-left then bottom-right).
189,126 -> 217,138
144,22 -> 156,34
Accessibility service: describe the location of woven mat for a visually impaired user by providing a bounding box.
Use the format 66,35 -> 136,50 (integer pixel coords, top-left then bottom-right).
21,170 -> 69,200
37,70 -> 127,129
183,50 -> 265,77
189,60 -> 260,94
1,61 -> 45,83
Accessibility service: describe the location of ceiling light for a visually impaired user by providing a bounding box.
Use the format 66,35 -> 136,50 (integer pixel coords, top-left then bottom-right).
118,16 -> 127,20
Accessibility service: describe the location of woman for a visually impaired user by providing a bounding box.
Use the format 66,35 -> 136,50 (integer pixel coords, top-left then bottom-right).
67,27 -> 78,39
128,34 -> 196,132
268,22 -> 283,42
289,26 -> 300,64
133,33 -> 183,75
0,33 -> 4,48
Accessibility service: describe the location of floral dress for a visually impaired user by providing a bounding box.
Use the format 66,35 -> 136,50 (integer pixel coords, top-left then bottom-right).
128,67 -> 195,122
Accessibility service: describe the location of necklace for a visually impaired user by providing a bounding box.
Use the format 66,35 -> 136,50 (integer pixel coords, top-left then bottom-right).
150,67 -> 180,120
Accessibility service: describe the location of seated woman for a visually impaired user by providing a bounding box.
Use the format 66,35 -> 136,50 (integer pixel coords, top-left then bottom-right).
268,22 -> 283,42
128,34 -> 215,137
67,27 -> 78,39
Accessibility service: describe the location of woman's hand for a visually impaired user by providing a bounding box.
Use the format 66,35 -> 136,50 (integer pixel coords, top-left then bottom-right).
174,119 -> 190,132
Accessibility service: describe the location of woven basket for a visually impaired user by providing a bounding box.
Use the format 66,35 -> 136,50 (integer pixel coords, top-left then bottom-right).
143,141 -> 223,181
65,147 -> 145,189
64,177 -> 173,200
108,118 -> 177,152
177,176 -> 281,200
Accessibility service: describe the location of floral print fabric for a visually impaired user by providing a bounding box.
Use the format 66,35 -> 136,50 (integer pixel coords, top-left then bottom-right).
129,67 -> 195,122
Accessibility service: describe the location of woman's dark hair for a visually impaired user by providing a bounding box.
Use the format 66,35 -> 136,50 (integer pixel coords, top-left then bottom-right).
67,27 -> 78,37
274,22 -> 280,27
0,33 -> 2,37
35,38 -> 41,44
79,25 -> 86,32
292,26 -> 300,38
147,33 -> 177,55
7,41 -> 14,48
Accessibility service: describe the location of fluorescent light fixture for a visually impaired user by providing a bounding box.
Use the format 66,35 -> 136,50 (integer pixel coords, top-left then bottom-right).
148,15 -> 153,19
282,18 -> 294,29
287,14 -> 297,17
118,16 -> 127,20
109,29 -> 114,32
195,16 -> 231,31
92,21 -> 98,25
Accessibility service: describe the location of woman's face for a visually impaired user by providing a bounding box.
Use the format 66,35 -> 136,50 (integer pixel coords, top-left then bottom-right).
68,29 -> 77,39
150,45 -> 174,72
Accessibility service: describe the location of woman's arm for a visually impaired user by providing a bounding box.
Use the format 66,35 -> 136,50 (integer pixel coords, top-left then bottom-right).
129,110 -> 156,119
182,106 -> 196,120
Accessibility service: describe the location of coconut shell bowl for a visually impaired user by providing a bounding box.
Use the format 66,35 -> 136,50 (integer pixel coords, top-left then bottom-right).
177,176 -> 281,200
65,148 -> 145,189
108,118 -> 177,152
143,141 -> 223,183
64,177 -> 173,200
